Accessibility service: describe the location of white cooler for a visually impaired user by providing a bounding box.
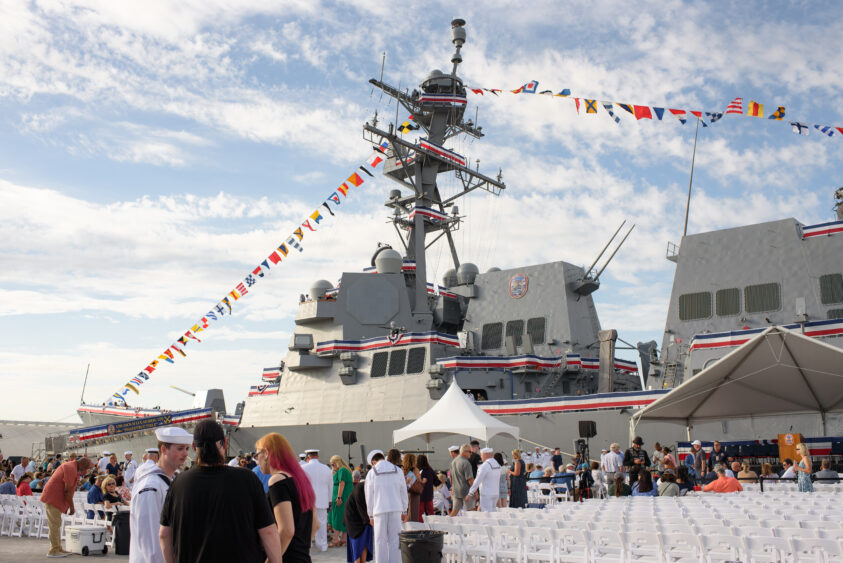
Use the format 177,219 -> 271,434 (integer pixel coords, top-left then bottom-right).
65,525 -> 109,556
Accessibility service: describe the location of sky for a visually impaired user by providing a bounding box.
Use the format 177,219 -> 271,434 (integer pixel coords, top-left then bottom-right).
1,1 -> 842,422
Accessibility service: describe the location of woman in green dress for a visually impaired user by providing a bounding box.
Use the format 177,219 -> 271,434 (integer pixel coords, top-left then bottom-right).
329,455 -> 353,547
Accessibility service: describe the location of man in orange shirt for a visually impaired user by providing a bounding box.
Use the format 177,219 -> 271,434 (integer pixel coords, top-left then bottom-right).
703,464 -> 743,494
40,457 -> 92,557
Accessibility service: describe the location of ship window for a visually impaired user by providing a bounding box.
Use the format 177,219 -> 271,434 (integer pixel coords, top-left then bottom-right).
406,347 -> 426,374
819,274 -> 843,304
370,352 -> 388,378
678,292 -> 711,321
481,322 -> 503,350
716,288 -> 741,317
829,309 -> 843,320
526,317 -> 546,345
388,349 -> 406,376
744,283 -> 781,313
505,320 -> 524,347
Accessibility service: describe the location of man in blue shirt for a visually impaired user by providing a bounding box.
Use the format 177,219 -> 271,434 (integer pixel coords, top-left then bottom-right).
0,478 -> 15,495
550,448 -> 564,473
86,475 -> 105,519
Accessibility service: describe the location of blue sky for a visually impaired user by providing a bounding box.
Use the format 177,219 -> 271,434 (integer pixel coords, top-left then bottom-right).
1,1 -> 842,422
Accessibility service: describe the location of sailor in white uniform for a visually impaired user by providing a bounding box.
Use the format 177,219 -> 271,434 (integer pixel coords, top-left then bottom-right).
302,449 -> 333,552
299,453 -> 307,467
364,450 -> 407,563
467,448 -> 502,513
123,451 -> 138,489
128,427 -> 192,563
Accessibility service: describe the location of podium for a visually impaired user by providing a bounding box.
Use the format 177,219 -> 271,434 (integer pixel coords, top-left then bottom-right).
777,433 -> 802,462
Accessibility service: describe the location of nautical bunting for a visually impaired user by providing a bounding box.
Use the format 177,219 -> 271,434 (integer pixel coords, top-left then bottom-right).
113,142 -> 389,400
465,82 -> 839,138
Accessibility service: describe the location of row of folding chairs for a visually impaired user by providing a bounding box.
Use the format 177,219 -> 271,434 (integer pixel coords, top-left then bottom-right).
416,520 -> 843,562
0,496 -> 120,547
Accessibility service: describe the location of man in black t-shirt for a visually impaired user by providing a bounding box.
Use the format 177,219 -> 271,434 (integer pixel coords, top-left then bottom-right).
159,420 -> 282,563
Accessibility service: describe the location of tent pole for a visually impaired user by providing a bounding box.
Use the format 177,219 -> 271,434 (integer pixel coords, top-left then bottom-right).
685,423 -> 691,441
821,411 -> 827,436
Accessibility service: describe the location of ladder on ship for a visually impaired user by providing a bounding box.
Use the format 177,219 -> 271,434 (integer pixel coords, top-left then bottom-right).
662,362 -> 679,389
540,369 -> 565,397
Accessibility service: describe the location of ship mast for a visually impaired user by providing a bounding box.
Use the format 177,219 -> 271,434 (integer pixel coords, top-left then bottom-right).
363,19 -> 505,321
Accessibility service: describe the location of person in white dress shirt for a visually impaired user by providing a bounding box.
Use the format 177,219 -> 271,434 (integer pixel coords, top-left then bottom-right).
302,449 -> 333,552
467,448 -> 501,513
364,449 -> 407,563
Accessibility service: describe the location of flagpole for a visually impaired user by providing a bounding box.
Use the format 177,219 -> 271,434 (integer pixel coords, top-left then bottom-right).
80,363 -> 90,405
682,118 -> 700,238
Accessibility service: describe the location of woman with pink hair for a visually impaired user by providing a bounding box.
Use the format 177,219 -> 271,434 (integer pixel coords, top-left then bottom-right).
256,433 -> 318,561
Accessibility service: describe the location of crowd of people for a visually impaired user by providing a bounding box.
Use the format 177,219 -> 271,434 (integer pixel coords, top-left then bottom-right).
2,431 -> 840,561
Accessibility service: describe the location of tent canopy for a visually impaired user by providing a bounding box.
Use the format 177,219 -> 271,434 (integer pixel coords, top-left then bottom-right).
634,326 -> 843,427
393,380 -> 520,444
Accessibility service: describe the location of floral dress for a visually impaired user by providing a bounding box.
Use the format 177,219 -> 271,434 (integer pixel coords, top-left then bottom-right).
797,459 -> 813,492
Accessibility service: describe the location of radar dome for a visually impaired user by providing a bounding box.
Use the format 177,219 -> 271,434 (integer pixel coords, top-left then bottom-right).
457,263 -> 479,285
310,279 -> 333,299
487,267 -> 501,273
442,269 -> 458,287
374,248 -> 402,274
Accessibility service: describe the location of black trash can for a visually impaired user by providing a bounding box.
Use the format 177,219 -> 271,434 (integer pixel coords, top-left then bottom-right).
399,530 -> 445,563
112,510 -> 131,555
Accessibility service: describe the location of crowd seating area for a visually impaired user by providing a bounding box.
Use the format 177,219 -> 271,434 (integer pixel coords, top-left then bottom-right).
0,492 -> 123,548
416,490 -> 843,562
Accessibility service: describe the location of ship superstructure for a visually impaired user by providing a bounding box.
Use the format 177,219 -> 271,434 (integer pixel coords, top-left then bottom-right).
648,189 -> 843,388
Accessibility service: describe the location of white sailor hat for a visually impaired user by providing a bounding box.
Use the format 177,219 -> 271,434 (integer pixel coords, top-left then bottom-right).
448,445 -> 459,452
145,447 -> 159,454
299,453 -> 306,459
124,451 -> 133,456
367,449 -> 383,465
304,449 -> 319,454
480,447 -> 493,454
154,426 -> 194,445
102,451 -> 111,455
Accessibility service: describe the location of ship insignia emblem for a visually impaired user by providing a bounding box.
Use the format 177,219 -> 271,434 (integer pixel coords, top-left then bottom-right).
107,424 -> 116,436
509,273 -> 528,299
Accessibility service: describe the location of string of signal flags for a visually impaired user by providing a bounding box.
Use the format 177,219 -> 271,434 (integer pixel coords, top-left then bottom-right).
468,80 -> 842,138
111,142 -> 390,403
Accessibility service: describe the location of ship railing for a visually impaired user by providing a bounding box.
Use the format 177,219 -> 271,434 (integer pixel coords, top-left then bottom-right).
666,241 -> 679,262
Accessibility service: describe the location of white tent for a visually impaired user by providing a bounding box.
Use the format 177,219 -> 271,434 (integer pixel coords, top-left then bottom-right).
633,326 -> 843,434
393,380 -> 520,444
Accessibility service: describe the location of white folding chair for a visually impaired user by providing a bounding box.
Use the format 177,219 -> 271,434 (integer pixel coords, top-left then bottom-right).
742,536 -> 794,563
553,528 -> 589,563
403,521 -> 429,531
776,527 -> 817,540
490,525 -> 523,563
790,537 -> 843,562
732,526 -> 775,538
699,534 -> 746,563
521,526 -> 555,562
435,523 -> 464,563
587,529 -> 624,562
816,528 -> 843,542
623,531 -> 664,563
803,521 -> 842,531
461,523 -> 494,562
660,532 -> 703,563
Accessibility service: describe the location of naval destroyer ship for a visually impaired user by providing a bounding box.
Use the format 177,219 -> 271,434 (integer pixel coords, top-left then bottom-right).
68,20 -> 843,466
